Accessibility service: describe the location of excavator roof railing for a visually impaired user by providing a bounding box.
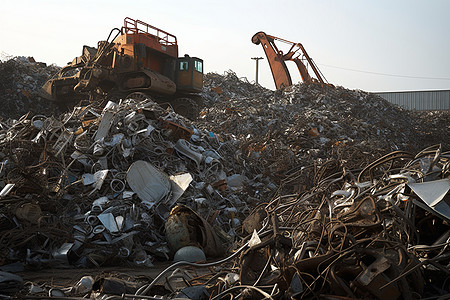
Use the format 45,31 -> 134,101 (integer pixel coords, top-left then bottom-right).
122,17 -> 177,47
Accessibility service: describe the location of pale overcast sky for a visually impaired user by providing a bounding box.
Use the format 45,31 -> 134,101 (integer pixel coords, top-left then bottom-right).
2,0 -> 449,92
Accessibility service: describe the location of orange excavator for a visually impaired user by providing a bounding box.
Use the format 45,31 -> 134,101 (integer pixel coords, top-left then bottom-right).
41,18 -> 203,118
252,32 -> 329,90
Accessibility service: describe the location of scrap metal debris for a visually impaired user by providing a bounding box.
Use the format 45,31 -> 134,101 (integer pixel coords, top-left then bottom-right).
0,56 -> 62,120
198,72 -> 449,192
0,69 -> 448,299
0,97 -> 241,271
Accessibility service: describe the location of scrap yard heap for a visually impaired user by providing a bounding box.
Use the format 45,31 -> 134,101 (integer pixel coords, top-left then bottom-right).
0,18 -> 449,300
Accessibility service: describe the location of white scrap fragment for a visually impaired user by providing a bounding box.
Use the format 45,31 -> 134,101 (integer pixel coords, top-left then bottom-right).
93,110 -> 115,142
98,213 -> 119,233
126,160 -> 171,205
0,183 -> 15,197
249,229 -> 262,247
93,196 -> 109,207
169,173 -> 193,205
408,179 -> 450,208
103,133 -> 124,146
92,170 -> 109,191
146,124 -> 155,135
82,174 -> 95,185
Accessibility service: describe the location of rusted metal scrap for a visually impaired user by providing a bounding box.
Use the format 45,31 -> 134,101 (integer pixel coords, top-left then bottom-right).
130,145 -> 448,300
234,145 -> 448,299
0,69 -> 449,299
165,205 -> 228,258
0,96 -> 253,273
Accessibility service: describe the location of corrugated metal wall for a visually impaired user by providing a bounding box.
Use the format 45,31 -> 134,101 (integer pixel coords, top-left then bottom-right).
375,90 -> 450,111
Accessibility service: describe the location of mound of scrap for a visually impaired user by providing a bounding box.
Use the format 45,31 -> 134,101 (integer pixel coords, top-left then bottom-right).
0,57 -> 63,120
0,68 -> 449,299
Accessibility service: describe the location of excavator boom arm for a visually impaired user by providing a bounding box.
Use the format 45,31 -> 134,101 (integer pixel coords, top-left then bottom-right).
252,31 -> 327,90
252,32 -> 292,90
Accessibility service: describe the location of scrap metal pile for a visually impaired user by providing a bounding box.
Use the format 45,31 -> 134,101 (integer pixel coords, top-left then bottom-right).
0,57 -> 62,120
199,72 -> 449,192
0,70 -> 448,299
0,98 -> 249,267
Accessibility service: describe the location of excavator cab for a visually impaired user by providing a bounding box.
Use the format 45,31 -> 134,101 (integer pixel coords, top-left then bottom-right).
176,55 -> 203,93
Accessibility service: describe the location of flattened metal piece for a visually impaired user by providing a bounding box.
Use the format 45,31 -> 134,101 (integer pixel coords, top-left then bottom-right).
93,110 -> 115,142
126,160 -> 171,206
53,243 -> 74,265
408,178 -> 450,220
168,173 -> 193,205
174,139 -> 203,167
98,213 -> 119,233
356,257 -> 390,286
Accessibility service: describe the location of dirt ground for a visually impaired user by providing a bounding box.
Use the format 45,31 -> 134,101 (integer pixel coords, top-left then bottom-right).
17,263 -> 173,289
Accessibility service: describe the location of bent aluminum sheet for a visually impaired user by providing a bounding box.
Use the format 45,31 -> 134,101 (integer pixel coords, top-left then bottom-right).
126,160 -> 171,206
174,139 -> 203,168
408,178 -> 450,220
98,213 -> 119,233
169,173 -> 193,206
93,110 -> 115,142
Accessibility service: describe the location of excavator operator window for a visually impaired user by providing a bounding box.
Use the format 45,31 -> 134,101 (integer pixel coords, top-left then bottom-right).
194,60 -> 203,73
179,61 -> 189,71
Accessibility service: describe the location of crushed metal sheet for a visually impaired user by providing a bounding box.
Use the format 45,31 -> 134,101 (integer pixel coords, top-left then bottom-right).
126,160 -> 171,206
0,68 -> 448,299
169,173 -> 193,205
98,213 -> 119,233
409,178 -> 450,220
